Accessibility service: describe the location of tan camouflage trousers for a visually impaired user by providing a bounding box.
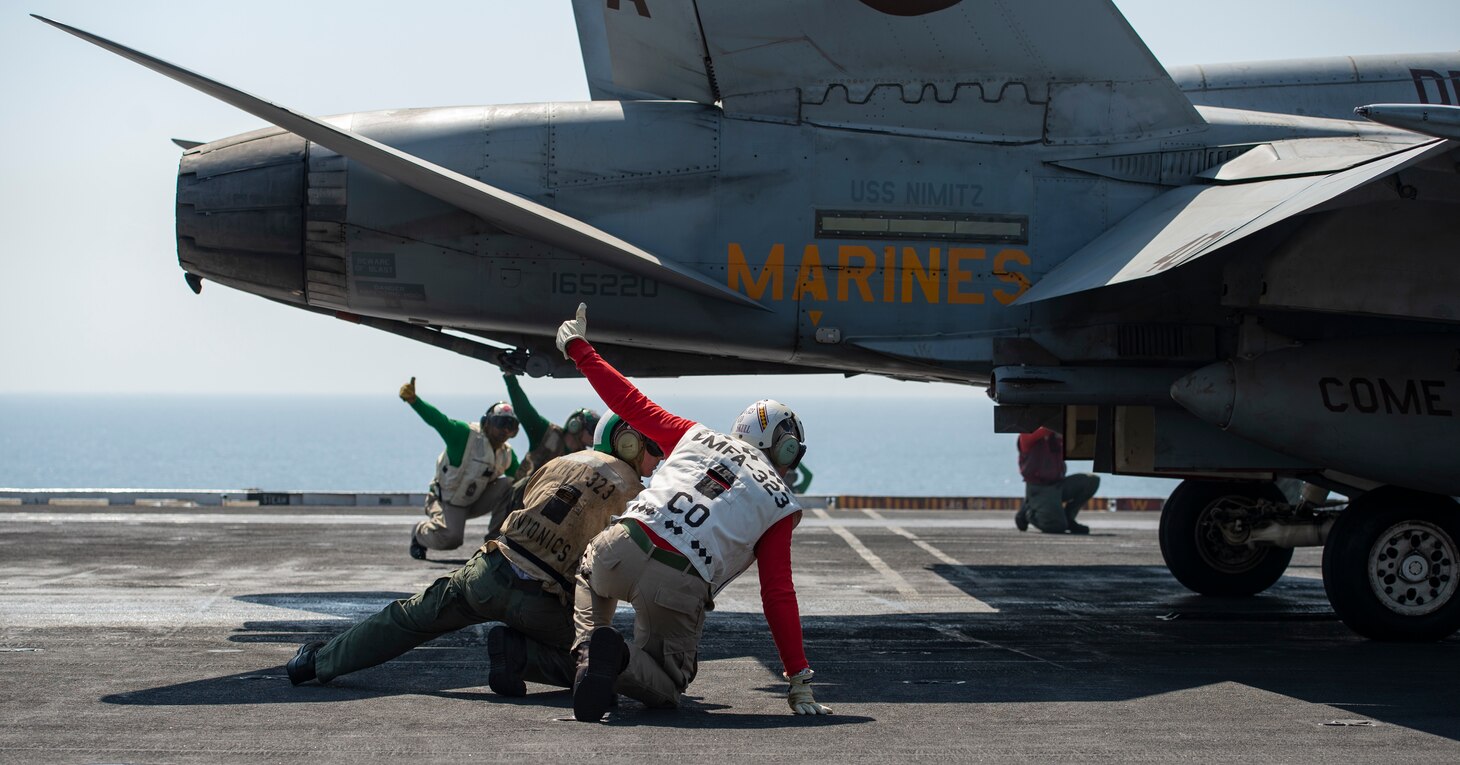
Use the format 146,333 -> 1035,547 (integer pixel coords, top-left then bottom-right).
414,475 -> 513,550
573,522 -> 713,708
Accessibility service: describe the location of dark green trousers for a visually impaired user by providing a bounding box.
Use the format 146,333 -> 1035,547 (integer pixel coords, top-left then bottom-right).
314,548 -> 575,688
1023,473 -> 1101,533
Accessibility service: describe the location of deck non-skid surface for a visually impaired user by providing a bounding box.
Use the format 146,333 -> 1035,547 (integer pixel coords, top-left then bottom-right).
1,506 -> 1455,763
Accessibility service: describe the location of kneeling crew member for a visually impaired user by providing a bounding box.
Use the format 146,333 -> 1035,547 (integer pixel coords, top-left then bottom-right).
285,413 -> 661,691
554,303 -> 833,721
1015,425 -> 1099,534
402,376 -> 521,560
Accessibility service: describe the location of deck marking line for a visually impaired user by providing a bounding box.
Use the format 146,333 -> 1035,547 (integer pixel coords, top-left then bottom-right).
861,508 -> 997,613
810,507 -> 921,602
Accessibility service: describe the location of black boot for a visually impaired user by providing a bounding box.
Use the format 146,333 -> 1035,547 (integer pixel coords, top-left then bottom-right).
1014,508 -> 1029,532
286,641 -> 325,686
409,534 -> 428,560
1068,522 -> 1090,535
487,626 -> 528,697
573,626 -> 627,722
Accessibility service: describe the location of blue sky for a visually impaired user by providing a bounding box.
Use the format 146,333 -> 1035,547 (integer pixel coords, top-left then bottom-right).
3,0 -> 1457,398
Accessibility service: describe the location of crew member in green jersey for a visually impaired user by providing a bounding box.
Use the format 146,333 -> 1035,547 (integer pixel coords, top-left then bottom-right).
402,377 -> 521,560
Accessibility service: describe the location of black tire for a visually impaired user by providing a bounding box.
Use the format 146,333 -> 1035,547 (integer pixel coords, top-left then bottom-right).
1322,487 -> 1460,642
1159,480 -> 1294,596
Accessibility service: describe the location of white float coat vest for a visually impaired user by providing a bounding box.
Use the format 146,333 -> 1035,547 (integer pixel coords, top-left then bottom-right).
621,424 -> 801,594
435,422 -> 512,507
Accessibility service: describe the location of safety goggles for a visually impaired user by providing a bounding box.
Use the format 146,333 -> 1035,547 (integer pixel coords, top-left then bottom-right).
644,439 -> 664,458
484,414 -> 519,434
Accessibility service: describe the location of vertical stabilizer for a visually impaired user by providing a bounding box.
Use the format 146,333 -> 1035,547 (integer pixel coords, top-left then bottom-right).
573,0 -> 1205,144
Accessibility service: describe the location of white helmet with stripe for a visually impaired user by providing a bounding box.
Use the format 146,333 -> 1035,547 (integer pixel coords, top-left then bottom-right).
730,399 -> 806,469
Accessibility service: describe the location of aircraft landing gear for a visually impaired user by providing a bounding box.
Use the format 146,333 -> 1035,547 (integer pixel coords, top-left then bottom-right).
1322,487 -> 1460,641
1159,480 -> 1294,596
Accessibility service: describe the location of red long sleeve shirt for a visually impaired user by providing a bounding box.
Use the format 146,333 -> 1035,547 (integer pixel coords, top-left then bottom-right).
1018,427 -> 1066,485
567,338 -> 809,675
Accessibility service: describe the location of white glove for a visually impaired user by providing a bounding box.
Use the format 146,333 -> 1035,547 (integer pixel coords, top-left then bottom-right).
785,668 -> 832,715
555,302 -> 588,359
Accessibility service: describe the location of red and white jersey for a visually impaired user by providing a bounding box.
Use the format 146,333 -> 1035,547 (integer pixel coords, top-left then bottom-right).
622,424 -> 801,593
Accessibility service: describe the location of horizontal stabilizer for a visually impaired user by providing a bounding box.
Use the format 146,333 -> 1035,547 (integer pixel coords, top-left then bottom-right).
1197,136 -> 1425,183
35,15 -> 763,311
1017,138 -> 1450,304
575,0 -> 1203,143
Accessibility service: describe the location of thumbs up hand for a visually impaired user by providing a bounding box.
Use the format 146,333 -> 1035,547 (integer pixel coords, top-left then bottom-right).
555,303 -> 588,359
399,376 -> 417,403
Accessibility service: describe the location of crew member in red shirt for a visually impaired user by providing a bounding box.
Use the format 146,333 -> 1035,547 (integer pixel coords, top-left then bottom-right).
553,304 -> 832,722
1016,426 -> 1099,534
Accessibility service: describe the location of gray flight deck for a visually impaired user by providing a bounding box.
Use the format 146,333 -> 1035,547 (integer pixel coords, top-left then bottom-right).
1,504 -> 1456,763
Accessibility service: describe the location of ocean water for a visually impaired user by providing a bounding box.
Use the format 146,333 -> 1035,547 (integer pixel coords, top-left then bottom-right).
0,394 -> 1179,498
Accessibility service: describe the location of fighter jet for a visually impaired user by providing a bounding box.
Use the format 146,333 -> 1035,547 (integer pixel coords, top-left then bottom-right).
35,1 -> 1460,641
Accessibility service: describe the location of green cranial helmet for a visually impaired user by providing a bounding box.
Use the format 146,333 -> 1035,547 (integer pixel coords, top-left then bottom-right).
593,412 -> 662,462
565,407 -> 601,435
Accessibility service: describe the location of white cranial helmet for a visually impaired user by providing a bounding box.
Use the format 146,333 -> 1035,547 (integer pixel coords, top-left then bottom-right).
731,399 -> 806,469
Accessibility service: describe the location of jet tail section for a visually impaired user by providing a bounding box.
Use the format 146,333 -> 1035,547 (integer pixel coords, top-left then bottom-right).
572,0 -> 714,103
574,0 -> 1204,143
1016,138 -> 1452,304
36,15 -> 763,312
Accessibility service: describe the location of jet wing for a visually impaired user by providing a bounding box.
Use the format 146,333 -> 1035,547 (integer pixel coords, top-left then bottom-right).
573,0 -> 1204,144
35,15 -> 763,311
1016,137 -> 1452,304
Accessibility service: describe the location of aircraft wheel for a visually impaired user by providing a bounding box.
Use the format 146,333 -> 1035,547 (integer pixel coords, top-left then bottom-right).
1159,480 -> 1293,596
1322,487 -> 1460,641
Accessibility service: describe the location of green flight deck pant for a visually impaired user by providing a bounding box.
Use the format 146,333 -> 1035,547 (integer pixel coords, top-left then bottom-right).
313,547 -> 575,687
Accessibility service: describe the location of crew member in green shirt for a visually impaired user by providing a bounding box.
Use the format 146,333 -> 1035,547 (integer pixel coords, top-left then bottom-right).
403,377 -> 521,560
503,372 -> 599,478
497,372 -> 601,526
